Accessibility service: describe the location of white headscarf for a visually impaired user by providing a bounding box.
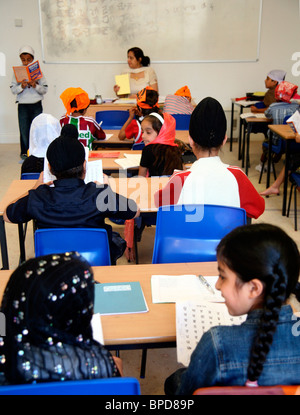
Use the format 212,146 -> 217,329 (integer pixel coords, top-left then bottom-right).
29,114 -> 61,158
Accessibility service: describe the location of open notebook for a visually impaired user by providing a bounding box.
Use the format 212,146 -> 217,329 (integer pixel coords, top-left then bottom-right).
43,146 -> 104,184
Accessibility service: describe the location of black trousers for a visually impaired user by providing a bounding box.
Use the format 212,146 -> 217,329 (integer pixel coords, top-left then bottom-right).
18,101 -> 43,155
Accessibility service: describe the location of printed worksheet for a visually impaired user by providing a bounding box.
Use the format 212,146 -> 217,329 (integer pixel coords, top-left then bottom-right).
176,301 -> 246,366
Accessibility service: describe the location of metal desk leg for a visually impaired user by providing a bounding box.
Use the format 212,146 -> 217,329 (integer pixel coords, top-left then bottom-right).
282,141 -> 291,216
241,120 -> 246,168
266,131 -> 272,190
238,107 -> 243,160
0,216 -> 9,270
230,102 -> 234,152
18,223 -> 26,264
245,122 -> 252,176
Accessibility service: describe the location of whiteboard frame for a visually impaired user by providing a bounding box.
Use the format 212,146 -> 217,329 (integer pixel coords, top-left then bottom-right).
39,0 -> 262,65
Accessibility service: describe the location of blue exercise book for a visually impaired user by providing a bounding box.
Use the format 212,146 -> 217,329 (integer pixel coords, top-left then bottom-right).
94,282 -> 149,315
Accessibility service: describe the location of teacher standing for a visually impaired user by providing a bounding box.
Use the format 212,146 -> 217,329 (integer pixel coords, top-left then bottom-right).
114,47 -> 158,98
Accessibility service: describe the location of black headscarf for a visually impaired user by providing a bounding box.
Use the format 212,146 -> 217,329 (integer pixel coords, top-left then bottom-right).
0,252 -> 118,384
189,97 -> 227,149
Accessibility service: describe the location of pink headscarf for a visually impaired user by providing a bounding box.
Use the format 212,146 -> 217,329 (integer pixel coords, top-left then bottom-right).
146,112 -> 178,147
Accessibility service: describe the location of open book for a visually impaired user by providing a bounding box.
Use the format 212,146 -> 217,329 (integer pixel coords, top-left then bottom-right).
176,301 -> 247,366
151,275 -> 223,304
114,153 -> 141,169
287,110 -> 300,133
13,60 -> 43,83
43,147 -> 104,184
240,112 -> 268,119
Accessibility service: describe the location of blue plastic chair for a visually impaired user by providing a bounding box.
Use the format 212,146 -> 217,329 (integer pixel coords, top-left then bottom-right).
20,172 -> 40,180
95,110 -> 129,129
34,228 -> 111,266
152,204 -> 247,263
132,142 -> 145,150
287,172 -> 300,231
172,114 -> 191,130
0,377 -> 140,395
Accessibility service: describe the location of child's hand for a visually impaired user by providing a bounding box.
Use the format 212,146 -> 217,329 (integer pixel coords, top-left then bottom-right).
295,133 -> 300,143
28,80 -> 37,88
128,107 -> 136,119
21,80 -> 28,89
250,105 -> 258,113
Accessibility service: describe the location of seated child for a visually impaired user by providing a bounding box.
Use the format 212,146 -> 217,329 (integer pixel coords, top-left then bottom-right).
138,112 -> 183,177
0,252 -> 121,384
165,223 -> 300,394
118,86 -> 161,148
163,85 -> 194,115
21,113 -> 61,175
250,69 -> 286,114
60,87 -> 106,149
154,97 -> 265,220
4,133 -> 140,265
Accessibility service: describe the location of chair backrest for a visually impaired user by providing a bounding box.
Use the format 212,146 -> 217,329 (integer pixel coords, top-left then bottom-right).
132,142 -> 145,150
21,173 -> 40,180
152,204 -> 247,264
34,228 -> 111,266
172,113 -> 191,130
95,110 -> 129,129
0,377 -> 140,395
193,385 -> 300,395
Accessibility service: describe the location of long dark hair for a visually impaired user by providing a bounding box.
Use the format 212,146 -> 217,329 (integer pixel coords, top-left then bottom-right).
128,47 -> 150,67
216,224 -> 300,384
151,144 -> 183,175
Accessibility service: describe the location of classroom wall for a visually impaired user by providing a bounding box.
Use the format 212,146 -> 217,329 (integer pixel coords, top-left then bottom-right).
0,0 -> 299,144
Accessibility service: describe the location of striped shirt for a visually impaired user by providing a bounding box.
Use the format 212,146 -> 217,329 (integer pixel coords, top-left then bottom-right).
60,115 -> 106,149
163,95 -> 194,115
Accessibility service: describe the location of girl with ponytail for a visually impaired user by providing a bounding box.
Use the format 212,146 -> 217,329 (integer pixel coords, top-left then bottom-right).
165,224 -> 300,395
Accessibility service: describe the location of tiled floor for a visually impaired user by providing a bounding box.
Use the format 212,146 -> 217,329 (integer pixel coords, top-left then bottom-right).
0,135 -> 299,394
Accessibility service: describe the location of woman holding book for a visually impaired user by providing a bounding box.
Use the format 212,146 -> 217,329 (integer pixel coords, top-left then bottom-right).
10,45 -> 48,159
113,47 -> 158,98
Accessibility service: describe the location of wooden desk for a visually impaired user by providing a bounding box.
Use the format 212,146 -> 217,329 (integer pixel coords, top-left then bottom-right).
230,99 -> 260,156
0,262 -> 218,347
241,116 -> 271,176
0,180 -> 34,269
86,103 -> 135,119
89,150 -> 142,174
268,124 -> 296,216
94,129 -> 190,148
0,177 -> 169,269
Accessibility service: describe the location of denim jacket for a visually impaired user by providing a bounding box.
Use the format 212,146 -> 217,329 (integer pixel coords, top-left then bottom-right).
177,305 -> 300,395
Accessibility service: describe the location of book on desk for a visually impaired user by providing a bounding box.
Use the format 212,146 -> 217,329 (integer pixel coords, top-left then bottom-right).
94,281 -> 148,315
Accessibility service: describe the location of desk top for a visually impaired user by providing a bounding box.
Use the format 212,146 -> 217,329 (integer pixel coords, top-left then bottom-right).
89,150 -> 142,171
269,124 -> 296,140
0,262 -> 218,346
0,177 -> 170,215
95,129 -> 190,146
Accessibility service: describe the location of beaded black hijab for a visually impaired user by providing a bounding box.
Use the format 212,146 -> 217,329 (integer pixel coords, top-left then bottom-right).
0,252 -> 117,384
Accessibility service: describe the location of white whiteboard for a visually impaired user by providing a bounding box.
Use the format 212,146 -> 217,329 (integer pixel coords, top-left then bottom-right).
39,0 -> 262,63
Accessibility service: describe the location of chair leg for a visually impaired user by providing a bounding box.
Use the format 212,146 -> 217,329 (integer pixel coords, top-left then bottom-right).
140,349 -> 147,378
258,160 -> 265,184
294,186 -> 298,231
272,160 -> 277,181
287,183 -> 294,218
